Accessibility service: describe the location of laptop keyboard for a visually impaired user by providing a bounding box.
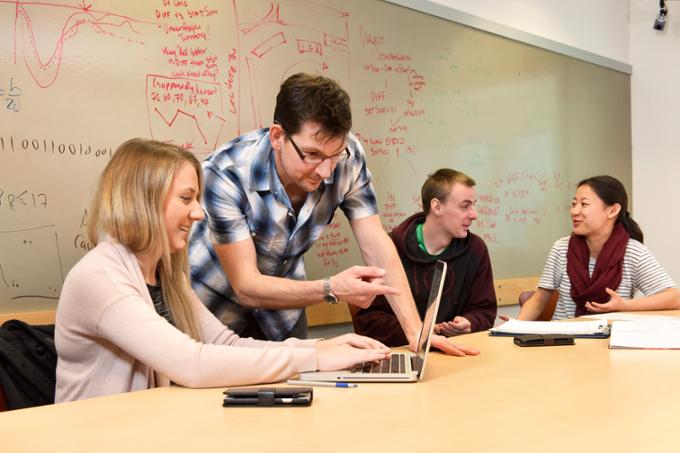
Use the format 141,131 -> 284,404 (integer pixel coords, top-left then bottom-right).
351,353 -> 407,374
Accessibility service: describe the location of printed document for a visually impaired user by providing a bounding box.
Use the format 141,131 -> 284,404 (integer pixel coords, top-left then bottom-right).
609,319 -> 680,349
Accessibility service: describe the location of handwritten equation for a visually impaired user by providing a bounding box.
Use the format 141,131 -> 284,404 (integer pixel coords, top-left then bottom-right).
0,189 -> 47,212
355,126 -> 416,158
355,25 -> 427,162
147,0 -> 233,150
473,171 -> 570,244
0,78 -> 22,112
0,135 -> 112,159
381,191 -> 409,233
146,74 -> 225,150
313,221 -> 350,268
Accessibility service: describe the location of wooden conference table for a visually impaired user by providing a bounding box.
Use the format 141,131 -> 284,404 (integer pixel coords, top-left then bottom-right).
2,311 -> 679,453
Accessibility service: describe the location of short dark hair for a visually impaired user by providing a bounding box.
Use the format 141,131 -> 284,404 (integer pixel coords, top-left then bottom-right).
577,175 -> 643,243
422,168 -> 476,215
273,73 -> 352,138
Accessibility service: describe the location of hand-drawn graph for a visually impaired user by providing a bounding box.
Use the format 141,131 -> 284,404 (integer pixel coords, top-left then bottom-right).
0,225 -> 64,301
234,1 -> 351,132
5,0 -> 156,88
146,74 -> 226,151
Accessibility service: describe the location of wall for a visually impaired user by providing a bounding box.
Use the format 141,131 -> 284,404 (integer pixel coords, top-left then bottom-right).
629,0 -> 680,283
423,0 -> 630,63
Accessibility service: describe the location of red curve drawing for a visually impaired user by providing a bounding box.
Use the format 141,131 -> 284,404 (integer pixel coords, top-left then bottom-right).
9,1 -> 152,88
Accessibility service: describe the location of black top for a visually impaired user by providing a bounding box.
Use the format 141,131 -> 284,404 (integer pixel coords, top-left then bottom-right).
146,282 -> 176,326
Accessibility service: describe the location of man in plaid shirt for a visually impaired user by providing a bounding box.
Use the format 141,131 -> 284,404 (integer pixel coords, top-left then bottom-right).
189,73 -> 476,356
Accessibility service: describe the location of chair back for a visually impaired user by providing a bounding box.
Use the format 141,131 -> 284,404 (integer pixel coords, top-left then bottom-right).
0,383 -> 7,412
518,290 -> 558,321
0,320 -> 57,411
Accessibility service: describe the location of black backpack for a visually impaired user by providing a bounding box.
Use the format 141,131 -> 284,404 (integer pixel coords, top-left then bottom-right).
0,320 -> 57,410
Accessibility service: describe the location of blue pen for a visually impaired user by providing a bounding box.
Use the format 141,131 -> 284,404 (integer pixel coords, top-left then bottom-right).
287,379 -> 358,388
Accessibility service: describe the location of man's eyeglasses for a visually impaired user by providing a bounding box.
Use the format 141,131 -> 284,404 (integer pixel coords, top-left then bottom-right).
286,133 -> 350,166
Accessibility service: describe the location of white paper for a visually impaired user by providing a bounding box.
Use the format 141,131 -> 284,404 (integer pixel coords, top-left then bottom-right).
583,313 -> 679,321
490,319 -> 609,335
609,319 -> 680,349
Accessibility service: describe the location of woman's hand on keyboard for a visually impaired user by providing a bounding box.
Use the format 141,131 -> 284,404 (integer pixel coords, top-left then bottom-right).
315,334 -> 390,371
322,333 -> 389,350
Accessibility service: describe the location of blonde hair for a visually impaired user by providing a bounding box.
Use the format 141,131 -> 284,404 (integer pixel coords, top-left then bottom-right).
88,138 -> 203,340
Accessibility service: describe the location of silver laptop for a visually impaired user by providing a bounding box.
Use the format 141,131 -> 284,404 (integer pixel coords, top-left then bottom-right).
298,260 -> 446,383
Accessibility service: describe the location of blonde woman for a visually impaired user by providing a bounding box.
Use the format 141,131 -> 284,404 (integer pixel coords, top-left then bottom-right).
55,138 -> 388,403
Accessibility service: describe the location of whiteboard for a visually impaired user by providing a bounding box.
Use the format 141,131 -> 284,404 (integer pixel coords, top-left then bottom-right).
0,0 -> 631,314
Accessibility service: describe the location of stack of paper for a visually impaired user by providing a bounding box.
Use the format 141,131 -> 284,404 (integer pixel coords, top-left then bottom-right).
609,319 -> 680,349
584,313 -> 677,322
489,319 -> 610,338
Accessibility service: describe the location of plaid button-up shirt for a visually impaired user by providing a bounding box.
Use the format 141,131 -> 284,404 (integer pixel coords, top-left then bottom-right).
189,128 -> 378,340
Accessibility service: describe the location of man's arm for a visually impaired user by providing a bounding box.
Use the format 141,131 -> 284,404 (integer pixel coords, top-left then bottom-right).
435,240 -> 497,337
350,215 -> 479,356
349,215 -> 420,346
213,237 -> 398,309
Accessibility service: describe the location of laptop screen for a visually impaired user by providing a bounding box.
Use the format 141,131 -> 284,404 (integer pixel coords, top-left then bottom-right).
413,260 -> 446,373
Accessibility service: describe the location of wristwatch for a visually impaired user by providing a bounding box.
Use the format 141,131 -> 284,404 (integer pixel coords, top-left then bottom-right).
322,277 -> 339,304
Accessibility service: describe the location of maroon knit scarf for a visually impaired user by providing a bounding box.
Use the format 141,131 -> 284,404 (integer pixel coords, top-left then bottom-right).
567,222 -> 629,317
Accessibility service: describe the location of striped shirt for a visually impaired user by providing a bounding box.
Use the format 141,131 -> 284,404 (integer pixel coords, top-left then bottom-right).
188,128 -> 378,340
538,236 -> 676,319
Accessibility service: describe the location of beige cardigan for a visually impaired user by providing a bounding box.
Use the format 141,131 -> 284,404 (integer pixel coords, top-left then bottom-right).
55,238 -> 317,402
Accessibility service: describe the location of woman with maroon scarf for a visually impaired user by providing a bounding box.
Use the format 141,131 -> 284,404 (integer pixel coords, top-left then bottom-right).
518,175 -> 680,320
